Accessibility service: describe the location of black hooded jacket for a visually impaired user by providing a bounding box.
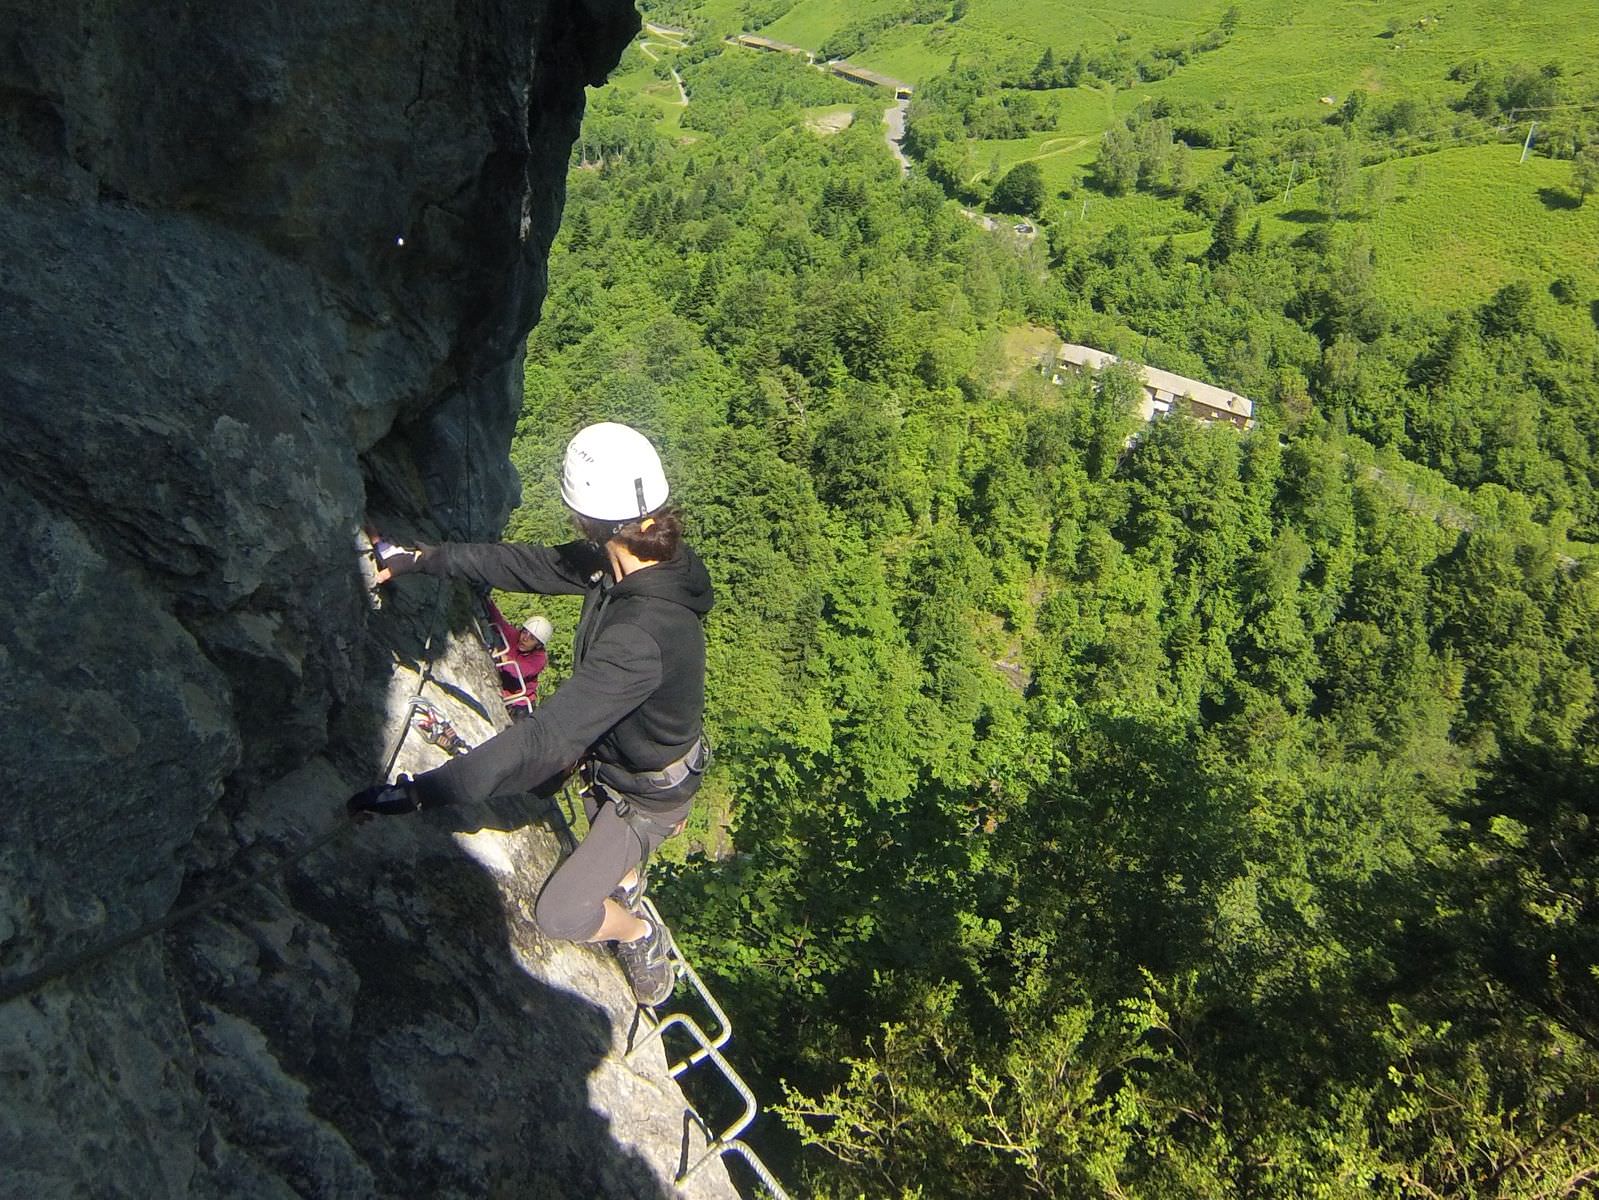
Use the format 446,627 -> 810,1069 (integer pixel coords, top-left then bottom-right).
412,539 -> 713,809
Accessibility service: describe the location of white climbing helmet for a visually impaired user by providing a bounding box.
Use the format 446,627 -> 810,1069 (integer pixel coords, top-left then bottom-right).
559,422 -> 670,521
521,615 -> 554,645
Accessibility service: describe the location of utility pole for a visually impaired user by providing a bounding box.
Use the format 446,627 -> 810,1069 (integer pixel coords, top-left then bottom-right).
1519,121 -> 1538,164
1280,159 -> 1297,203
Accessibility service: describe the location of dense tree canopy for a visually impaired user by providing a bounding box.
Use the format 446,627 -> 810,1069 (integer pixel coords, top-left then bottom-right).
520,31 -> 1599,1198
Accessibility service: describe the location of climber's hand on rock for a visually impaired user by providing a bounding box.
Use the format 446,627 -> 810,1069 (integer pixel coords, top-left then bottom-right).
369,536 -> 424,583
347,779 -> 420,821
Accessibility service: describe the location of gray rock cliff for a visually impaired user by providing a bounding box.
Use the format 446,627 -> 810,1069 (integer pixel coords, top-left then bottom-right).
0,2 -> 738,1196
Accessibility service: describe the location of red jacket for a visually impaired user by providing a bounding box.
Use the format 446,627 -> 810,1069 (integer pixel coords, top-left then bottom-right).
486,601 -> 547,702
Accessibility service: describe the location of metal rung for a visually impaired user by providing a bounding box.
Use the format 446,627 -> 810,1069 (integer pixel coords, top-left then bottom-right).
719,1139 -> 791,1200
627,899 -> 731,1074
625,899 -> 791,1198
637,1010 -> 789,1196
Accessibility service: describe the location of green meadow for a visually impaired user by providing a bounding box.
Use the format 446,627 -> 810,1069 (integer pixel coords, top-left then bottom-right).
622,0 -> 1599,319
758,0 -> 1599,98
1271,143 -> 1599,321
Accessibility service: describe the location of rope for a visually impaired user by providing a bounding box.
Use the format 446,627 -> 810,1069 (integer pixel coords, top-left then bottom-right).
0,815 -> 356,1006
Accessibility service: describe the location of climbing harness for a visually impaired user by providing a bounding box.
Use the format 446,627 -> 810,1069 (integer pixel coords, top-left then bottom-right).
474,592 -> 539,717
579,736 -> 709,875
592,735 -> 711,796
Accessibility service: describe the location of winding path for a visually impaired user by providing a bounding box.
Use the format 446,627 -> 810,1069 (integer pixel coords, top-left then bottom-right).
636,26 -> 689,106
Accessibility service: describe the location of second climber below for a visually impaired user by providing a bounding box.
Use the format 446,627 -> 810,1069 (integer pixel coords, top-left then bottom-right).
485,601 -> 551,715
352,422 -> 713,1007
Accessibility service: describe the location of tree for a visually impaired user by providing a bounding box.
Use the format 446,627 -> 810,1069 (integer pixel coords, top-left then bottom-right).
1082,359 -> 1145,480
688,255 -> 722,321
1479,280 -> 1535,338
1031,47 -> 1058,89
925,139 -> 975,197
1092,125 -> 1139,195
810,397 -> 903,527
1168,141 -> 1194,194
1572,143 -> 1599,206
1362,163 -> 1396,212
990,161 -> 1045,214
1317,136 -> 1360,219
1205,195 -> 1243,264
1134,118 -> 1174,191
1240,218 -> 1263,254
1063,49 -> 1086,87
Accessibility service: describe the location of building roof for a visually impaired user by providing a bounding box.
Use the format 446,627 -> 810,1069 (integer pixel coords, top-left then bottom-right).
1056,343 -> 1254,423
828,61 -> 913,92
734,34 -> 809,54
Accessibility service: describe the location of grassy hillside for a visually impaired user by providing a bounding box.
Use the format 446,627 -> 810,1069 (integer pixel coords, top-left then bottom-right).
632,0 -> 1599,319
1277,143 -> 1599,319
754,0 -> 1599,102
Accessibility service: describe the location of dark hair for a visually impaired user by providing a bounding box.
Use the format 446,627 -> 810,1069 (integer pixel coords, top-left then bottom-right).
576,507 -> 684,562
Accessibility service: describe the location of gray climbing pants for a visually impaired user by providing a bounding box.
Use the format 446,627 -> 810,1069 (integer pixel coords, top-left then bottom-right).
533,788 -> 692,943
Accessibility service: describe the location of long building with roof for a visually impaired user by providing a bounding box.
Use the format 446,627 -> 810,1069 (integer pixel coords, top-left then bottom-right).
828,61 -> 914,98
1047,343 -> 1254,430
731,33 -> 813,59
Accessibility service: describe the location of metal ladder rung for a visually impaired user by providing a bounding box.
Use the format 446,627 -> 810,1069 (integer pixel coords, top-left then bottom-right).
626,899 -> 791,1198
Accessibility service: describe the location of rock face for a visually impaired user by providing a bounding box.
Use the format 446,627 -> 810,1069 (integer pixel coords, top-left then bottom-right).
0,2 -> 737,1196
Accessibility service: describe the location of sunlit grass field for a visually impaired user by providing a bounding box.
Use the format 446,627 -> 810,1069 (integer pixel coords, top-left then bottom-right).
607,61 -> 693,134
1265,144 -> 1599,326
760,0 -> 1599,98
623,0 -> 1599,314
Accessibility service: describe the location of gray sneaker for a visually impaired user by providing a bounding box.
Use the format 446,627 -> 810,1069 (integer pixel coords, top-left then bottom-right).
614,912 -> 675,1007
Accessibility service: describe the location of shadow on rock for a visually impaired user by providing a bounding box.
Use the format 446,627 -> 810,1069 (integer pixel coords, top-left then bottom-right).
170,817 -> 678,1200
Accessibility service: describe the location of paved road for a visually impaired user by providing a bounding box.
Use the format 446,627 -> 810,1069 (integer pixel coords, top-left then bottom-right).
883,98 -> 911,176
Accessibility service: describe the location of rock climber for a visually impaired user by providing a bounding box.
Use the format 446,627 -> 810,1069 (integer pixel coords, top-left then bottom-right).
353,422 -> 713,1007
485,601 -> 551,715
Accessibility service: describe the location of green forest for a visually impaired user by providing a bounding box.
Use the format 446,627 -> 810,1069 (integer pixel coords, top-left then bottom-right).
506,2 -> 1599,1195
